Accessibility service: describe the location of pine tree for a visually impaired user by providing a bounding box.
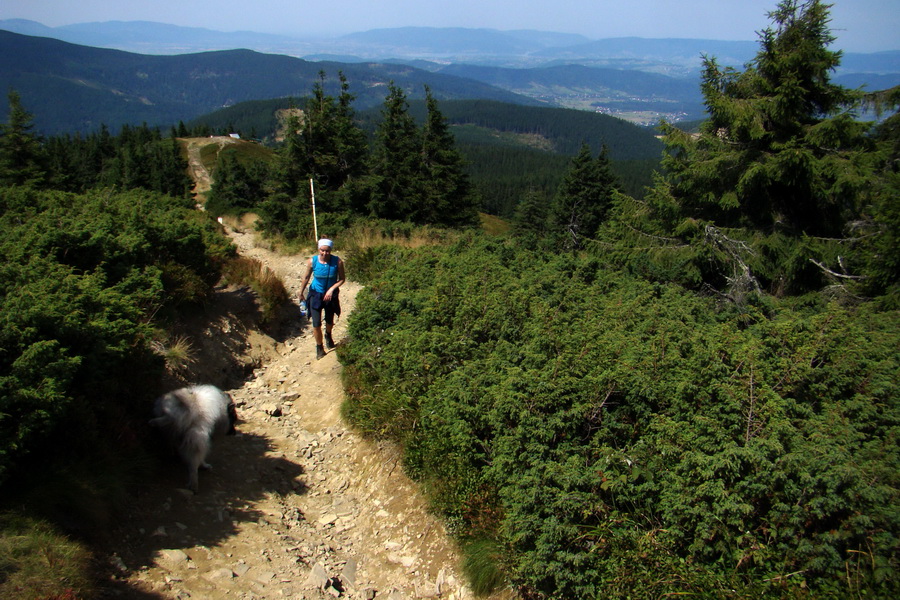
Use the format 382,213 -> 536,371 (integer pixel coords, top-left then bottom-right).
419,87 -> 478,226
369,83 -> 422,220
0,90 -> 46,188
551,142 -> 619,250
659,0 -> 868,237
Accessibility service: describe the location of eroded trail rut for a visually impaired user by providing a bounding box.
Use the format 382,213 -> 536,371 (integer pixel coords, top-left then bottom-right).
104,226 -> 494,600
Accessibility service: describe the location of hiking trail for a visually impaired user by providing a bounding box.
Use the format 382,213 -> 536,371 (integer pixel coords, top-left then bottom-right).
102,222 -> 506,600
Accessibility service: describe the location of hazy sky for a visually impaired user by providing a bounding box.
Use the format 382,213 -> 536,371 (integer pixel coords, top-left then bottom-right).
2,0 -> 898,52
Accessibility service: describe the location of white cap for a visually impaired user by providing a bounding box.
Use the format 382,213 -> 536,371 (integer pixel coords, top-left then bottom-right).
318,238 -> 334,249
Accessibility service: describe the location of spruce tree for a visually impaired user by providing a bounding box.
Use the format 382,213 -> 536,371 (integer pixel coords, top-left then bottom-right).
303,72 -> 341,189
369,83 -> 422,220
659,0 -> 868,237
0,90 -> 46,188
419,87 -> 478,226
273,109 -> 307,200
333,73 -> 369,187
512,189 -> 551,248
207,152 -> 269,216
551,142 -> 618,250
302,72 -> 368,211
259,108 -> 309,239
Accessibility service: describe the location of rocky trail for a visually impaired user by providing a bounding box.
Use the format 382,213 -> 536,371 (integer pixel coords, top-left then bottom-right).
101,222 -> 502,600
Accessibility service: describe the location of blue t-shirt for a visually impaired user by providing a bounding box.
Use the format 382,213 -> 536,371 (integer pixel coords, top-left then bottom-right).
310,255 -> 340,293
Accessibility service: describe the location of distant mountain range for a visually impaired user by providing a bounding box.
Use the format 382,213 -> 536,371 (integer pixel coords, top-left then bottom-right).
1,21 -> 897,135
4,19 -> 898,74
0,30 -> 543,135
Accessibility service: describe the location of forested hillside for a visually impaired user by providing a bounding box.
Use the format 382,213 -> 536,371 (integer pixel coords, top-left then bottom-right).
191,96 -> 663,216
0,29 -> 539,136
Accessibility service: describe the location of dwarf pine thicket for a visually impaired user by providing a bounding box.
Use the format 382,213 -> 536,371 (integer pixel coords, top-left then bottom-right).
339,1 -> 899,597
341,237 -> 898,597
1,0 -> 898,597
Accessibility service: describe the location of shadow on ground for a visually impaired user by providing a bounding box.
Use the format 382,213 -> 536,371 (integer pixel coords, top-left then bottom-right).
99,424 -> 307,597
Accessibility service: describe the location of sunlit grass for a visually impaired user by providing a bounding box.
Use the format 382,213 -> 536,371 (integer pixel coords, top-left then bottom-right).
221,256 -> 290,322
151,334 -> 197,374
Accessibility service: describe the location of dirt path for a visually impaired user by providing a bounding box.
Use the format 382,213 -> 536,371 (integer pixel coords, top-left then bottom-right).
183,136 -> 241,204
102,226 -> 503,600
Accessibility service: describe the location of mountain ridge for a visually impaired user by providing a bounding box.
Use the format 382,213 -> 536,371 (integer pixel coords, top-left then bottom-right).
0,30 -> 542,135
3,19 -> 898,71
1,22 -> 897,135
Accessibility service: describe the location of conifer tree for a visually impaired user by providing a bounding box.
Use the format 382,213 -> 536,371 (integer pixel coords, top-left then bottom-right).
303,72 -> 341,189
302,72 -> 368,211
333,72 -> 369,187
259,108 -> 308,238
512,188 -> 551,248
552,142 -> 618,250
369,83 -> 422,220
206,152 -> 269,215
273,109 -> 307,200
0,90 -> 46,188
419,87 -> 478,226
658,0 -> 867,237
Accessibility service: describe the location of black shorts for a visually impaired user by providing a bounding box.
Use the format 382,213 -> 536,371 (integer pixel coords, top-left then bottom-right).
307,289 -> 341,328
310,303 -> 338,328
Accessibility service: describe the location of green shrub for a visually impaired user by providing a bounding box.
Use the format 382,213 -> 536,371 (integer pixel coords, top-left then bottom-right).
0,186 -> 227,487
340,237 -> 900,598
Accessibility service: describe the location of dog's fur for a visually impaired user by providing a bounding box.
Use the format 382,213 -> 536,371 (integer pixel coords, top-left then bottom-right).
150,385 -> 237,492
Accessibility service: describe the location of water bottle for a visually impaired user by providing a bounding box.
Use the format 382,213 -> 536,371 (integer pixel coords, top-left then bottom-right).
299,300 -> 308,318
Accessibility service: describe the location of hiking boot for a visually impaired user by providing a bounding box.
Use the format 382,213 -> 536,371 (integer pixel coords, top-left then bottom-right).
316,344 -> 326,360
325,333 -> 336,349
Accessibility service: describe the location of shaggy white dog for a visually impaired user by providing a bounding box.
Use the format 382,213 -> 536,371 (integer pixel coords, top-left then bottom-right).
150,385 -> 237,492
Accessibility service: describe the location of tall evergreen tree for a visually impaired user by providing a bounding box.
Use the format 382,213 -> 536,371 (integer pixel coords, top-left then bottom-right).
303,72 -> 341,189
259,108 -> 308,239
273,109 -> 307,200
302,71 -> 369,212
0,90 -> 46,188
369,83 -> 422,220
552,142 -> 619,250
206,152 -> 269,216
658,0 -> 867,237
333,72 -> 369,187
419,87 -> 478,226
511,188 -> 551,248
602,0 -> 898,297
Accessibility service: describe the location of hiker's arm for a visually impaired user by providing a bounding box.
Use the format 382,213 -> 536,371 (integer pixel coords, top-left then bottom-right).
298,259 -> 313,300
324,259 -> 345,301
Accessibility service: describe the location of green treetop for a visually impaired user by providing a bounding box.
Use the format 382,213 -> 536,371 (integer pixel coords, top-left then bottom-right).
0,90 -> 46,188
659,0 -> 870,237
552,142 -> 619,250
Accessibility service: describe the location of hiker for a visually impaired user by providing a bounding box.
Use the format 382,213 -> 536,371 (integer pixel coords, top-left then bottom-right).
298,238 -> 345,359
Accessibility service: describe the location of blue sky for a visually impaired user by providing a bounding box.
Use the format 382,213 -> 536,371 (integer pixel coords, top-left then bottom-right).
2,0 -> 897,52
